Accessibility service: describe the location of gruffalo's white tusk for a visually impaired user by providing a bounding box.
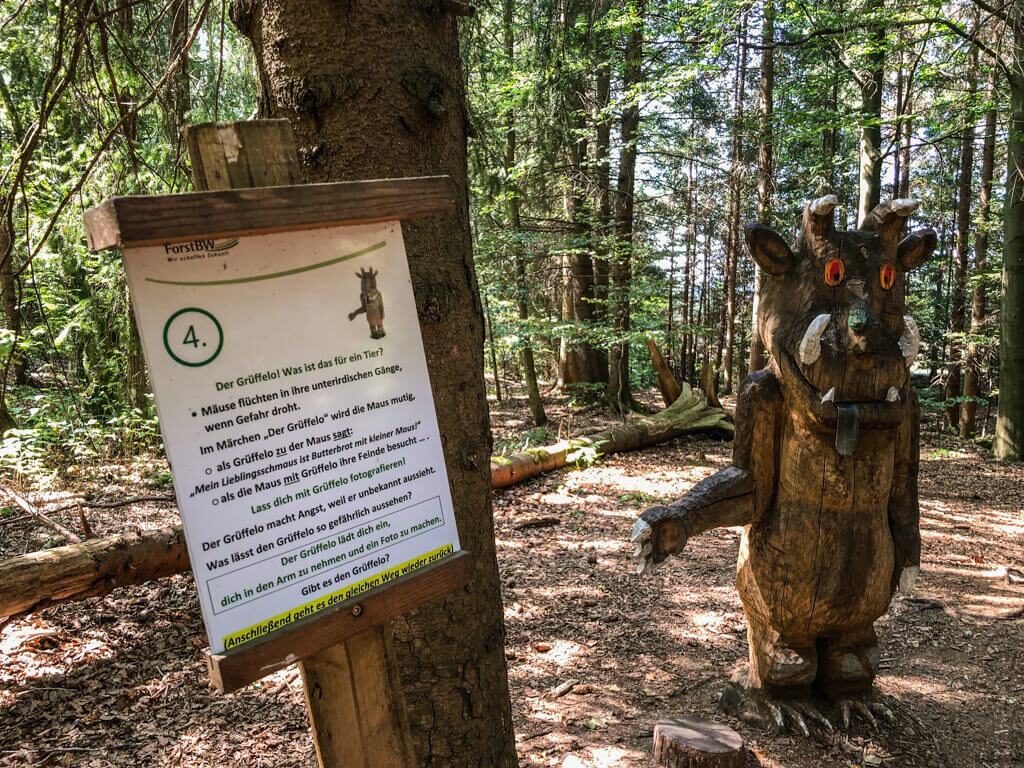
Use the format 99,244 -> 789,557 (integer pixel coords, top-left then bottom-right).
899,315 -> 920,365
886,387 -> 900,402
798,314 -> 831,365
890,198 -> 920,216
809,195 -> 838,215
821,387 -> 835,404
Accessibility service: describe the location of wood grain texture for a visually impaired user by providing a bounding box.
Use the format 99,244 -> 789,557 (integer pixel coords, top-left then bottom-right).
653,717 -> 745,768
301,628 -> 416,768
206,550 -> 472,693
83,175 -> 457,251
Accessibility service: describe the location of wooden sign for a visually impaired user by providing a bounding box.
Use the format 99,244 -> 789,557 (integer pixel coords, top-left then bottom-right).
83,174 -> 470,694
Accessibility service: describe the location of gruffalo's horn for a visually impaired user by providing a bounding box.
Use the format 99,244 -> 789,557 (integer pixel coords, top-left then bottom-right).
797,195 -> 838,259
860,198 -> 920,243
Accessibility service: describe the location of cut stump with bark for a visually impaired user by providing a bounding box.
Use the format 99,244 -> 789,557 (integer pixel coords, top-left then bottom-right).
646,336 -> 682,406
653,717 -> 746,768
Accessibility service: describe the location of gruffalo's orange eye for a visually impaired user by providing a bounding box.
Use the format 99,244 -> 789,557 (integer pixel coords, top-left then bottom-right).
824,258 -> 845,286
880,262 -> 896,290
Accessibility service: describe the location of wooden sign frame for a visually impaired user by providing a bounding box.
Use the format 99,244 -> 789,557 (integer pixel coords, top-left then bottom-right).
85,175 -> 459,251
83,173 -> 470,691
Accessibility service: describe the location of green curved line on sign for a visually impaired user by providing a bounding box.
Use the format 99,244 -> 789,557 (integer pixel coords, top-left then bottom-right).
209,238 -> 239,251
145,240 -> 386,286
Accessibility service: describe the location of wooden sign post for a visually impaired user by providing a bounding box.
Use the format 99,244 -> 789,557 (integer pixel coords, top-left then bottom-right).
84,120 -> 472,768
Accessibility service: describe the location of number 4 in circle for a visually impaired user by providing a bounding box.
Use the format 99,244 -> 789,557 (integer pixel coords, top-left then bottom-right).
163,308 -> 223,367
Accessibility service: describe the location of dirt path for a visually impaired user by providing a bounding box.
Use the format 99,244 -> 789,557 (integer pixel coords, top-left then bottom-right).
1,398 -> 1022,767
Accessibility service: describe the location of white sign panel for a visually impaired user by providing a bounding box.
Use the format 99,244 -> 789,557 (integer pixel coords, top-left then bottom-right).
123,222 -> 460,653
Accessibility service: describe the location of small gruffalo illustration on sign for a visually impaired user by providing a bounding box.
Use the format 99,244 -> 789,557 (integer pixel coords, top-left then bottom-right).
348,267 -> 385,339
632,196 -> 937,733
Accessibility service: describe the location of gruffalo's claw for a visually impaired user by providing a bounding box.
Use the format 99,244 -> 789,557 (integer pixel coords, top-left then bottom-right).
832,696 -> 897,732
631,507 -> 687,575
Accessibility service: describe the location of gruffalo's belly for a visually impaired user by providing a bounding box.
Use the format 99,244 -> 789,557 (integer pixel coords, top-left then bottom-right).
737,414 -> 896,641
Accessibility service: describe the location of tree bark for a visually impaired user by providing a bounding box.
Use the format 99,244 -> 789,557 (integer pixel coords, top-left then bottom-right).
946,30 -> 978,430
607,0 -> 644,413
646,336 -> 682,406
0,526 -> 189,618
996,11 -> 1024,460
590,0 -> 612,386
857,0 -> 884,227
962,69 -> 998,439
723,13 -> 748,395
749,0 -> 773,374
233,3 -> 518,764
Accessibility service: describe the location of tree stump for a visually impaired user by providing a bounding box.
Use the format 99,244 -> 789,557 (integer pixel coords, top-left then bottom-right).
653,717 -> 746,768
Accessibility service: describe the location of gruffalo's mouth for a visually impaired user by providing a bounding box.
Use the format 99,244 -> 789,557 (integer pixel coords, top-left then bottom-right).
777,344 -> 909,449
745,194 -> 936,457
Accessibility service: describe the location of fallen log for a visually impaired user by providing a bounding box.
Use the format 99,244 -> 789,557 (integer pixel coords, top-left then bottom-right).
491,382 -> 733,489
0,385 -> 731,617
0,526 -> 189,617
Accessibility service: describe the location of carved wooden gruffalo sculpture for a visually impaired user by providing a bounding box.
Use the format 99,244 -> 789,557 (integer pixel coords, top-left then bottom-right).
633,196 -> 937,732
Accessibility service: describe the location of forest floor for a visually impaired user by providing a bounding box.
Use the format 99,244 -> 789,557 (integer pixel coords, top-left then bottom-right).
0,387 -> 1022,767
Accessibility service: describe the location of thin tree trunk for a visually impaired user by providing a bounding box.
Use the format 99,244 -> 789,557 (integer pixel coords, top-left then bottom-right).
857,0 -> 884,227
750,0 -> 773,374
590,0 -> 612,386
995,10 -> 1024,460
723,13 -> 748,395
607,0 -> 644,414
503,2 -> 547,425
962,70 -> 997,439
235,3 -> 519,764
483,289 -> 502,402
946,27 -> 978,430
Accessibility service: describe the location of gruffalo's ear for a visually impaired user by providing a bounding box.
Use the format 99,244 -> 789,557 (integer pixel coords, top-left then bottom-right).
897,229 -> 938,271
745,222 -> 794,276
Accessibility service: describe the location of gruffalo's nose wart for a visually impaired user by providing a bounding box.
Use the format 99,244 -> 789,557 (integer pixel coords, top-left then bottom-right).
632,196 -> 936,734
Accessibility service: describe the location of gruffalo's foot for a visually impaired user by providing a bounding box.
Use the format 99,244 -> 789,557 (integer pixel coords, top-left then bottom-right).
721,669 -> 895,739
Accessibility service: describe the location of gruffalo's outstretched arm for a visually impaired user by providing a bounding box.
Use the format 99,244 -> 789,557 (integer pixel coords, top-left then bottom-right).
632,370 -> 782,572
889,390 -> 921,595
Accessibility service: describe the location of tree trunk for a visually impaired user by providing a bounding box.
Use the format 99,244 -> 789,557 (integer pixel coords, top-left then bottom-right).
607,0 -> 644,414
234,3 -> 518,764
590,0 -> 612,386
562,19 -> 603,391
483,289 -> 502,402
646,336 -> 682,406
749,0 -> 773,374
503,0 -> 547,426
166,0 -> 189,141
723,13 -> 748,395
962,70 -> 997,439
996,12 -> 1024,460
946,28 -> 978,430
857,0 -> 884,227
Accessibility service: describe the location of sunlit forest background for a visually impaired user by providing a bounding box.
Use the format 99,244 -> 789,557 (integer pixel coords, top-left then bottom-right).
0,0 -> 1012,481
